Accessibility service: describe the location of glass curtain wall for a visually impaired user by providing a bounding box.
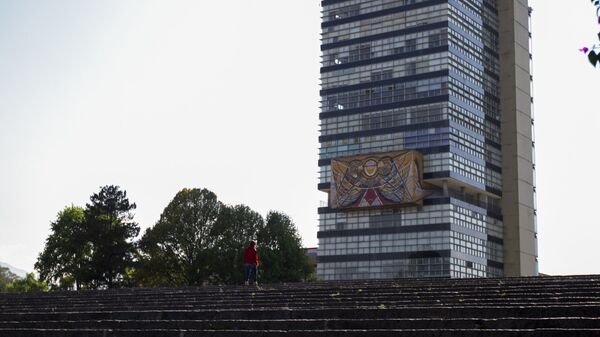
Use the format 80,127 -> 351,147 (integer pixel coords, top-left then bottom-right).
317,0 -> 504,280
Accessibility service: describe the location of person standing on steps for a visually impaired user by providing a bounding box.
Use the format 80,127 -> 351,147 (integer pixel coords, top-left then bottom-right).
244,241 -> 259,285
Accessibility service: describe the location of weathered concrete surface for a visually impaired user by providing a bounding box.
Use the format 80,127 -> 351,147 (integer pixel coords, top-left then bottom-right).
1,275 -> 599,336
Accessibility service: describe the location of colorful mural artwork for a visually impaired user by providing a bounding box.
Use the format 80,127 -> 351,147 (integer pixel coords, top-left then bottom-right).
329,150 -> 428,210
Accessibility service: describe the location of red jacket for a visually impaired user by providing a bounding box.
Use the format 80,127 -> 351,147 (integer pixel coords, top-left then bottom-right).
244,246 -> 259,265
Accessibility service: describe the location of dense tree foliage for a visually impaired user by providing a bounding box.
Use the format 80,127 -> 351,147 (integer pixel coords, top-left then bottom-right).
84,185 -> 139,288
35,186 -> 139,289
137,189 -> 313,286
3,273 -> 48,293
37,186 -> 312,290
257,211 -> 314,283
35,206 -> 89,290
1,268 -> 47,293
211,204 -> 264,284
137,188 -> 222,286
0,266 -> 18,292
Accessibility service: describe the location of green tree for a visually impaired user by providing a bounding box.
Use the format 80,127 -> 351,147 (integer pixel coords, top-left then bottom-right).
257,211 -> 314,283
85,185 -> 139,289
4,273 -> 48,293
137,188 -> 221,286
0,266 -> 18,292
35,206 -> 90,290
211,204 -> 264,284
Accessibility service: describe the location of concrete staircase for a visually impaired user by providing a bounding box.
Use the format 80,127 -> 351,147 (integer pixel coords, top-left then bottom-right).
1,275 -> 600,336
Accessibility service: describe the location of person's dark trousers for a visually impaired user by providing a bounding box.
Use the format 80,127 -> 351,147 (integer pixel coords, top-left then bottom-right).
244,264 -> 258,284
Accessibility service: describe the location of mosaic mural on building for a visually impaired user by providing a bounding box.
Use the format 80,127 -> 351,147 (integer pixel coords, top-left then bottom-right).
330,150 -> 427,210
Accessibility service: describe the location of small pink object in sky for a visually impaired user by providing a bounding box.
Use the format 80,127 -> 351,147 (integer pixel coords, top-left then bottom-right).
580,47 -> 590,53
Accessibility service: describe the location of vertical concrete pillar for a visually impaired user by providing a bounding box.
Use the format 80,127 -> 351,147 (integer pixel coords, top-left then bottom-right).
498,0 -> 538,276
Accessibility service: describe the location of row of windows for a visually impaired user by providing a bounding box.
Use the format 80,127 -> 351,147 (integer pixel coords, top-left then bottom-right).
320,28 -> 487,92
448,257 -> 502,278
323,0 -> 431,23
482,114 -> 501,144
484,54 -> 500,81
449,28 -> 484,66
317,256 -> 452,280
450,231 -> 486,258
319,243 -> 450,257
316,256 -> 502,280
320,231 -> 495,259
322,0 -> 486,46
319,126 -> 448,155
423,152 -> 451,174
451,257 -> 486,272
322,28 -> 448,68
321,53 -> 450,90
322,4 -> 447,45
322,74 -> 487,116
320,102 -> 447,136
321,24 -> 484,82
448,76 -> 484,111
320,233 -> 449,246
318,201 -> 500,235
319,128 -> 496,165
320,213 -> 450,231
447,102 -> 489,141
481,3 -> 500,50
450,127 -> 485,159
321,229 -> 448,243
484,94 -> 500,121
449,50 -> 483,87
451,202 -> 502,237
447,149 -> 486,185
485,167 -> 502,191
319,204 -> 453,231
318,256 -> 450,269
321,76 -> 448,112
487,240 -> 503,263
484,142 -> 502,168
319,138 -> 424,159
318,201 -> 502,238
323,67 -> 487,118
448,4 -> 483,44
319,125 -> 484,162
451,0 -> 483,20
483,72 -> 500,99
320,102 -> 488,144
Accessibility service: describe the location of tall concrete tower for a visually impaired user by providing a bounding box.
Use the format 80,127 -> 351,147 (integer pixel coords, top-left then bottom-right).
317,0 -> 537,280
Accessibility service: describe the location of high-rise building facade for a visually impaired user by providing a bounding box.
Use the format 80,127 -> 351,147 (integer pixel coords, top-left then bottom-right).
317,0 -> 537,280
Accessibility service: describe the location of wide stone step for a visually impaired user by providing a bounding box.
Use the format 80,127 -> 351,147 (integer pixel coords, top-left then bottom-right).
3,298 -> 600,314
3,291 -> 599,304
1,317 -> 600,330
2,281 -> 598,304
1,276 -> 599,335
2,282 -> 597,298
2,305 -> 600,322
3,287 -> 599,308
1,276 -> 598,302
1,328 -> 600,337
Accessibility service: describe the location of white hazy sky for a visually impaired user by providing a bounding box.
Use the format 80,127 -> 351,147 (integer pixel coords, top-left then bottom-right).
0,0 -> 598,276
